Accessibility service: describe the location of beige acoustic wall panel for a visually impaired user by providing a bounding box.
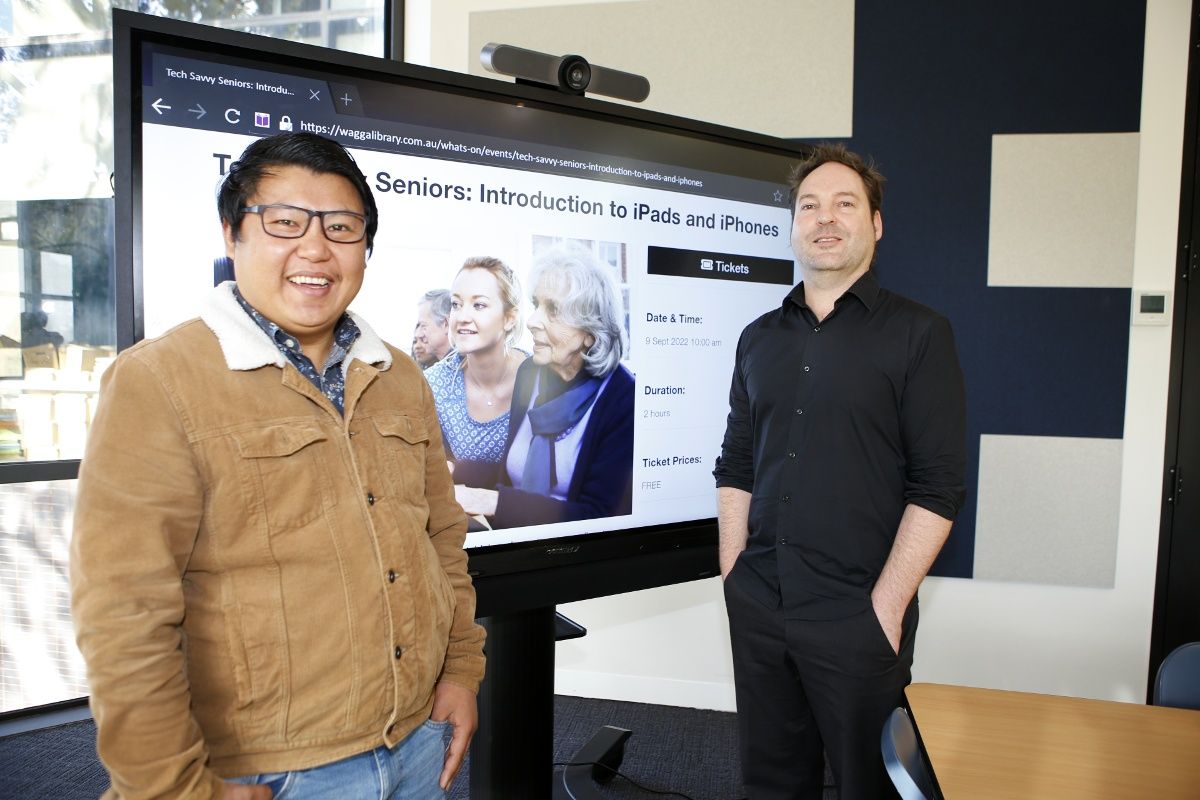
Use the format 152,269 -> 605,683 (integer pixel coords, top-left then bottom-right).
973,434 -> 1122,588
462,0 -> 853,139
988,132 -> 1139,288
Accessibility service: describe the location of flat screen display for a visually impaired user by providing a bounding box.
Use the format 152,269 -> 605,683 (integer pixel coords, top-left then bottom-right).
115,12 -> 803,587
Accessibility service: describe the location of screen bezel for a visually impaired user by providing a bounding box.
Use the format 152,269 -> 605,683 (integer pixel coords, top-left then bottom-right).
113,9 -> 808,613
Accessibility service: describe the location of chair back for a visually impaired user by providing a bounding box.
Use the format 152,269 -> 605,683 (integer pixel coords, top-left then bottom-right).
1154,641 -> 1200,710
882,706 -> 937,800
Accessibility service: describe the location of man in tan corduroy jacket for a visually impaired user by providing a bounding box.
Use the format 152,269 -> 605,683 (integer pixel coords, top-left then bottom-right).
71,133 -> 485,800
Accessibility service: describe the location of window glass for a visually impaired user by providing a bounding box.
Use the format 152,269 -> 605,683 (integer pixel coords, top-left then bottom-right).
0,479 -> 85,711
0,0 -> 386,714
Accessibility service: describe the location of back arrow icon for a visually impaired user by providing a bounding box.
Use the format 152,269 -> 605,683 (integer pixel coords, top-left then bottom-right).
151,98 -> 171,114
188,104 -> 207,120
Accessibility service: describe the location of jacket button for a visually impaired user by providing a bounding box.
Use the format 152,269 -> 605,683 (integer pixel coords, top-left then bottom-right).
394,646 -> 402,660
387,569 -> 396,583
367,492 -> 376,505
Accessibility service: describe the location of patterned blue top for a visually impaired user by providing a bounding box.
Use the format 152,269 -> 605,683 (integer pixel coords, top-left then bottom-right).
424,350 -> 520,463
233,286 -> 359,415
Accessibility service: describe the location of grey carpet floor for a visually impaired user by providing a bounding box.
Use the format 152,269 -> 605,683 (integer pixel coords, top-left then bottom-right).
0,696 -> 837,799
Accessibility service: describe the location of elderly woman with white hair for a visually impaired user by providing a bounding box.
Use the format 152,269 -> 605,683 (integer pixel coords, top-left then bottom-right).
455,246 -> 634,528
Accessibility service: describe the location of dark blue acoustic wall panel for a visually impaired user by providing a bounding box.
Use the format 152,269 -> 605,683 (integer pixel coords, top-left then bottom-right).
831,1 -> 1145,578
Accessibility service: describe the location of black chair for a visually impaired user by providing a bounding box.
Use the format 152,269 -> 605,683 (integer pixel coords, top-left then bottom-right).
1154,641 -> 1200,710
881,706 -> 937,800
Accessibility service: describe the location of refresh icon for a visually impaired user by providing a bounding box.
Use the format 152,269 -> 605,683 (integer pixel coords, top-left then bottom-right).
224,108 -> 241,124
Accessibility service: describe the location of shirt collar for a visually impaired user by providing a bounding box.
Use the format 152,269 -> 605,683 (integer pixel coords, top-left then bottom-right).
785,269 -> 881,313
231,284 -> 359,369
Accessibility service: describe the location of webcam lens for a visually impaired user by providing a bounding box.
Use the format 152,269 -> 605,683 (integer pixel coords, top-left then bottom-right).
560,57 -> 590,92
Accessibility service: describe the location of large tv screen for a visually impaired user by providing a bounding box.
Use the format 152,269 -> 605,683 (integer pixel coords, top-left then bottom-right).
114,11 -> 804,608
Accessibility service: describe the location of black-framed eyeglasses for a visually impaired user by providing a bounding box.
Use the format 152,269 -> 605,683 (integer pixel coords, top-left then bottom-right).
240,204 -> 368,244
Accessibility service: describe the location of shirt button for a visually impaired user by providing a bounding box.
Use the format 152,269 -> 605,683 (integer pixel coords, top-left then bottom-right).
387,569 -> 396,583
782,494 -> 790,502
394,646 -> 402,660
367,492 -> 376,505
788,451 -> 796,459
813,326 -> 820,332
795,408 -> 804,415
285,339 -> 295,348
779,537 -> 789,545
803,365 -> 811,372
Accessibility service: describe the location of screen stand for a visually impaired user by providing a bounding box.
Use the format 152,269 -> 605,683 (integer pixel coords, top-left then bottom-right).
470,608 -> 630,799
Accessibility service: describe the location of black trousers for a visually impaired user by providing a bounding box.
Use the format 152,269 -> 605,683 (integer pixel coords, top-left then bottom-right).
724,566 -> 917,800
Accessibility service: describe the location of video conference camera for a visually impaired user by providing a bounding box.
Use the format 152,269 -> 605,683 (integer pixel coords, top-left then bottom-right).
480,43 -> 650,103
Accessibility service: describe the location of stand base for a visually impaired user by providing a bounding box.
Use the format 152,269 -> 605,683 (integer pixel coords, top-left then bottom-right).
559,725 -> 632,798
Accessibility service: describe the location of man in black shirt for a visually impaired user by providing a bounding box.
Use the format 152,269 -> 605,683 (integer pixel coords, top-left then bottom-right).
714,143 -> 966,799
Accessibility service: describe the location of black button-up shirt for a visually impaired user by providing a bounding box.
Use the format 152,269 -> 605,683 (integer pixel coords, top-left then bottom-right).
714,270 -> 966,619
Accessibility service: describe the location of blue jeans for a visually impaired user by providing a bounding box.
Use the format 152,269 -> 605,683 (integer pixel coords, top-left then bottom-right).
227,719 -> 450,800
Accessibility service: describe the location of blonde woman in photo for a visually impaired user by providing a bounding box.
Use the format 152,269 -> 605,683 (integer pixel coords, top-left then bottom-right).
424,256 -> 527,489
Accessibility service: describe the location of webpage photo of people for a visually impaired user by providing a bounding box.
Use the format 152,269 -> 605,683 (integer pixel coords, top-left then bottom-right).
411,240 -> 634,534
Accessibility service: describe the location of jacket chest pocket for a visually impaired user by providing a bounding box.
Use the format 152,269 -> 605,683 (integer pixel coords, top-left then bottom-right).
370,414 -> 429,503
234,423 -> 337,530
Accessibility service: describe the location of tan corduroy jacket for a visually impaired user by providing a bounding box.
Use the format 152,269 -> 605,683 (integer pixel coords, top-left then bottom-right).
70,282 -> 485,799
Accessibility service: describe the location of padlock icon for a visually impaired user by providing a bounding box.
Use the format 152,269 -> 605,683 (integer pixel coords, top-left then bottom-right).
279,115 -> 293,132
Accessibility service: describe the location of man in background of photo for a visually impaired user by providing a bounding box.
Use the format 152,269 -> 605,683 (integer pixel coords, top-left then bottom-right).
415,288 -> 453,367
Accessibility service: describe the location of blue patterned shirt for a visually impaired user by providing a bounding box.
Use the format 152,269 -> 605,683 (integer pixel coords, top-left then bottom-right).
423,350 -> 518,463
233,286 -> 359,415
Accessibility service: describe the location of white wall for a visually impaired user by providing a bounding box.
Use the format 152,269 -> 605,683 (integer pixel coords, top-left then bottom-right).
412,0 -> 1194,708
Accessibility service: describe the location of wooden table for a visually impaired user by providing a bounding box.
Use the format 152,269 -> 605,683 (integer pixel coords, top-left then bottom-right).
905,682 -> 1200,799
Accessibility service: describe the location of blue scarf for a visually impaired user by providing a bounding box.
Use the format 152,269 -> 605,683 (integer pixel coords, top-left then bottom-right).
520,369 -> 603,495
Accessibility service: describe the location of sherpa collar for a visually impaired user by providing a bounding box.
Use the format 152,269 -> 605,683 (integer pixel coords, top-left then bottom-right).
200,281 -> 392,375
